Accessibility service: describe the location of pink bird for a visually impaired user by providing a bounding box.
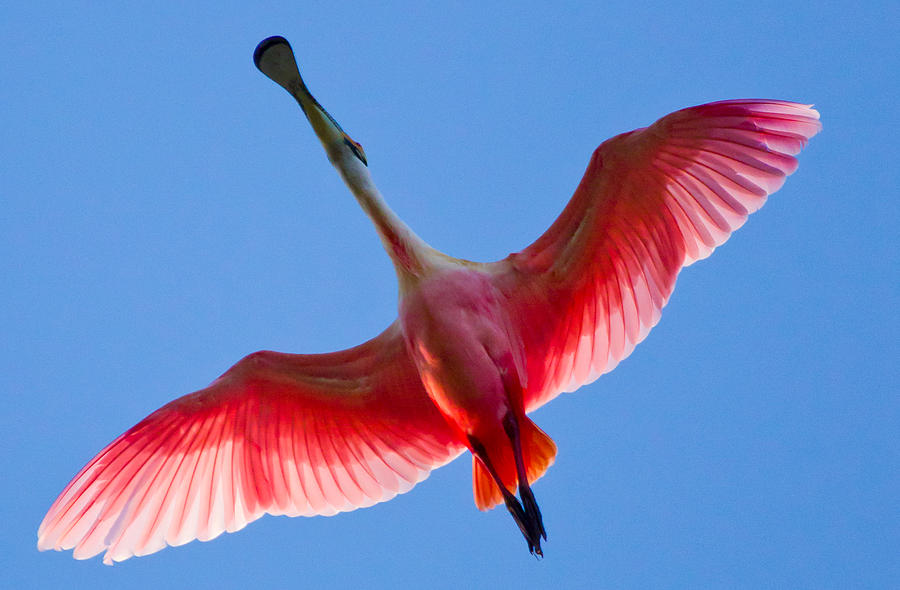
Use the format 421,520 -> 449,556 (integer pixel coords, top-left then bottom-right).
38,36 -> 820,564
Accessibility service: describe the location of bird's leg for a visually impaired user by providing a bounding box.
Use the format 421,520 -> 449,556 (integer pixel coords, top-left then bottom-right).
467,435 -> 541,556
503,412 -> 547,544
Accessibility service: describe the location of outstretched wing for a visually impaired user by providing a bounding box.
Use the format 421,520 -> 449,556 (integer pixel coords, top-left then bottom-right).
489,100 -> 821,412
38,323 -> 464,564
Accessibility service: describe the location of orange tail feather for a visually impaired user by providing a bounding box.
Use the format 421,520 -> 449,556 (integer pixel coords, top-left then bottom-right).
472,418 -> 557,510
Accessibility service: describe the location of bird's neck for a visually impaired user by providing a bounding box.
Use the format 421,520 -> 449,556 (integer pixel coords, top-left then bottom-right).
334,153 -> 433,287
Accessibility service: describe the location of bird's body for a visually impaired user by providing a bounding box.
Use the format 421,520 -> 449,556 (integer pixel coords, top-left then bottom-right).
38,36 -> 820,564
400,265 -> 555,548
402,267 -> 522,434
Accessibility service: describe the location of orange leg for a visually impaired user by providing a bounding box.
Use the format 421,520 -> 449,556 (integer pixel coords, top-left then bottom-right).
468,412 -> 546,557
503,412 -> 546,544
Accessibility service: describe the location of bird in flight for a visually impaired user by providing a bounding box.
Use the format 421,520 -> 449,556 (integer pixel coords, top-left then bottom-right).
38,36 -> 820,564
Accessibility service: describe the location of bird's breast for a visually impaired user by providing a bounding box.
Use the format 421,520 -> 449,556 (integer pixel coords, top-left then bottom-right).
399,269 -> 524,433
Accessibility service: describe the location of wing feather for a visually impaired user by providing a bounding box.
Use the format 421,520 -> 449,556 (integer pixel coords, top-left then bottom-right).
491,100 -> 820,412
38,323 -> 464,564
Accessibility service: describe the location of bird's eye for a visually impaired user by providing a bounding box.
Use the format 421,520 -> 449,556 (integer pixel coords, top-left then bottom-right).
343,137 -> 368,167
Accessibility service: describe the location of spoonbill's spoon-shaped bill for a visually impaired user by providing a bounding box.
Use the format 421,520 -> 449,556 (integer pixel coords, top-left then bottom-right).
38,35 -> 820,564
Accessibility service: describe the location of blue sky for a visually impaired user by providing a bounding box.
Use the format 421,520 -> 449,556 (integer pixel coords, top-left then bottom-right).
3,2 -> 897,588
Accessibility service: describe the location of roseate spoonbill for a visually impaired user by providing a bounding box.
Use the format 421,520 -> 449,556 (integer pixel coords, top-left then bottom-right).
38,36 -> 820,564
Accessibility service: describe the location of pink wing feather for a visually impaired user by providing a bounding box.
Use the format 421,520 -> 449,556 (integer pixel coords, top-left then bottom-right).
490,100 -> 821,412
38,323 -> 464,564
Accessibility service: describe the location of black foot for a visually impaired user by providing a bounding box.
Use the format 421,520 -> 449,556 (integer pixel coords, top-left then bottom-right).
503,495 -> 542,556
520,484 -> 547,542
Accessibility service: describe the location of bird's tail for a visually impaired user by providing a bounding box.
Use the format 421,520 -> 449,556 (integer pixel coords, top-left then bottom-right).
472,417 -> 557,510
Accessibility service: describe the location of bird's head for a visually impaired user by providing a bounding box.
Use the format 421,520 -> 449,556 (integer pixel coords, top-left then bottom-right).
253,36 -> 368,171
